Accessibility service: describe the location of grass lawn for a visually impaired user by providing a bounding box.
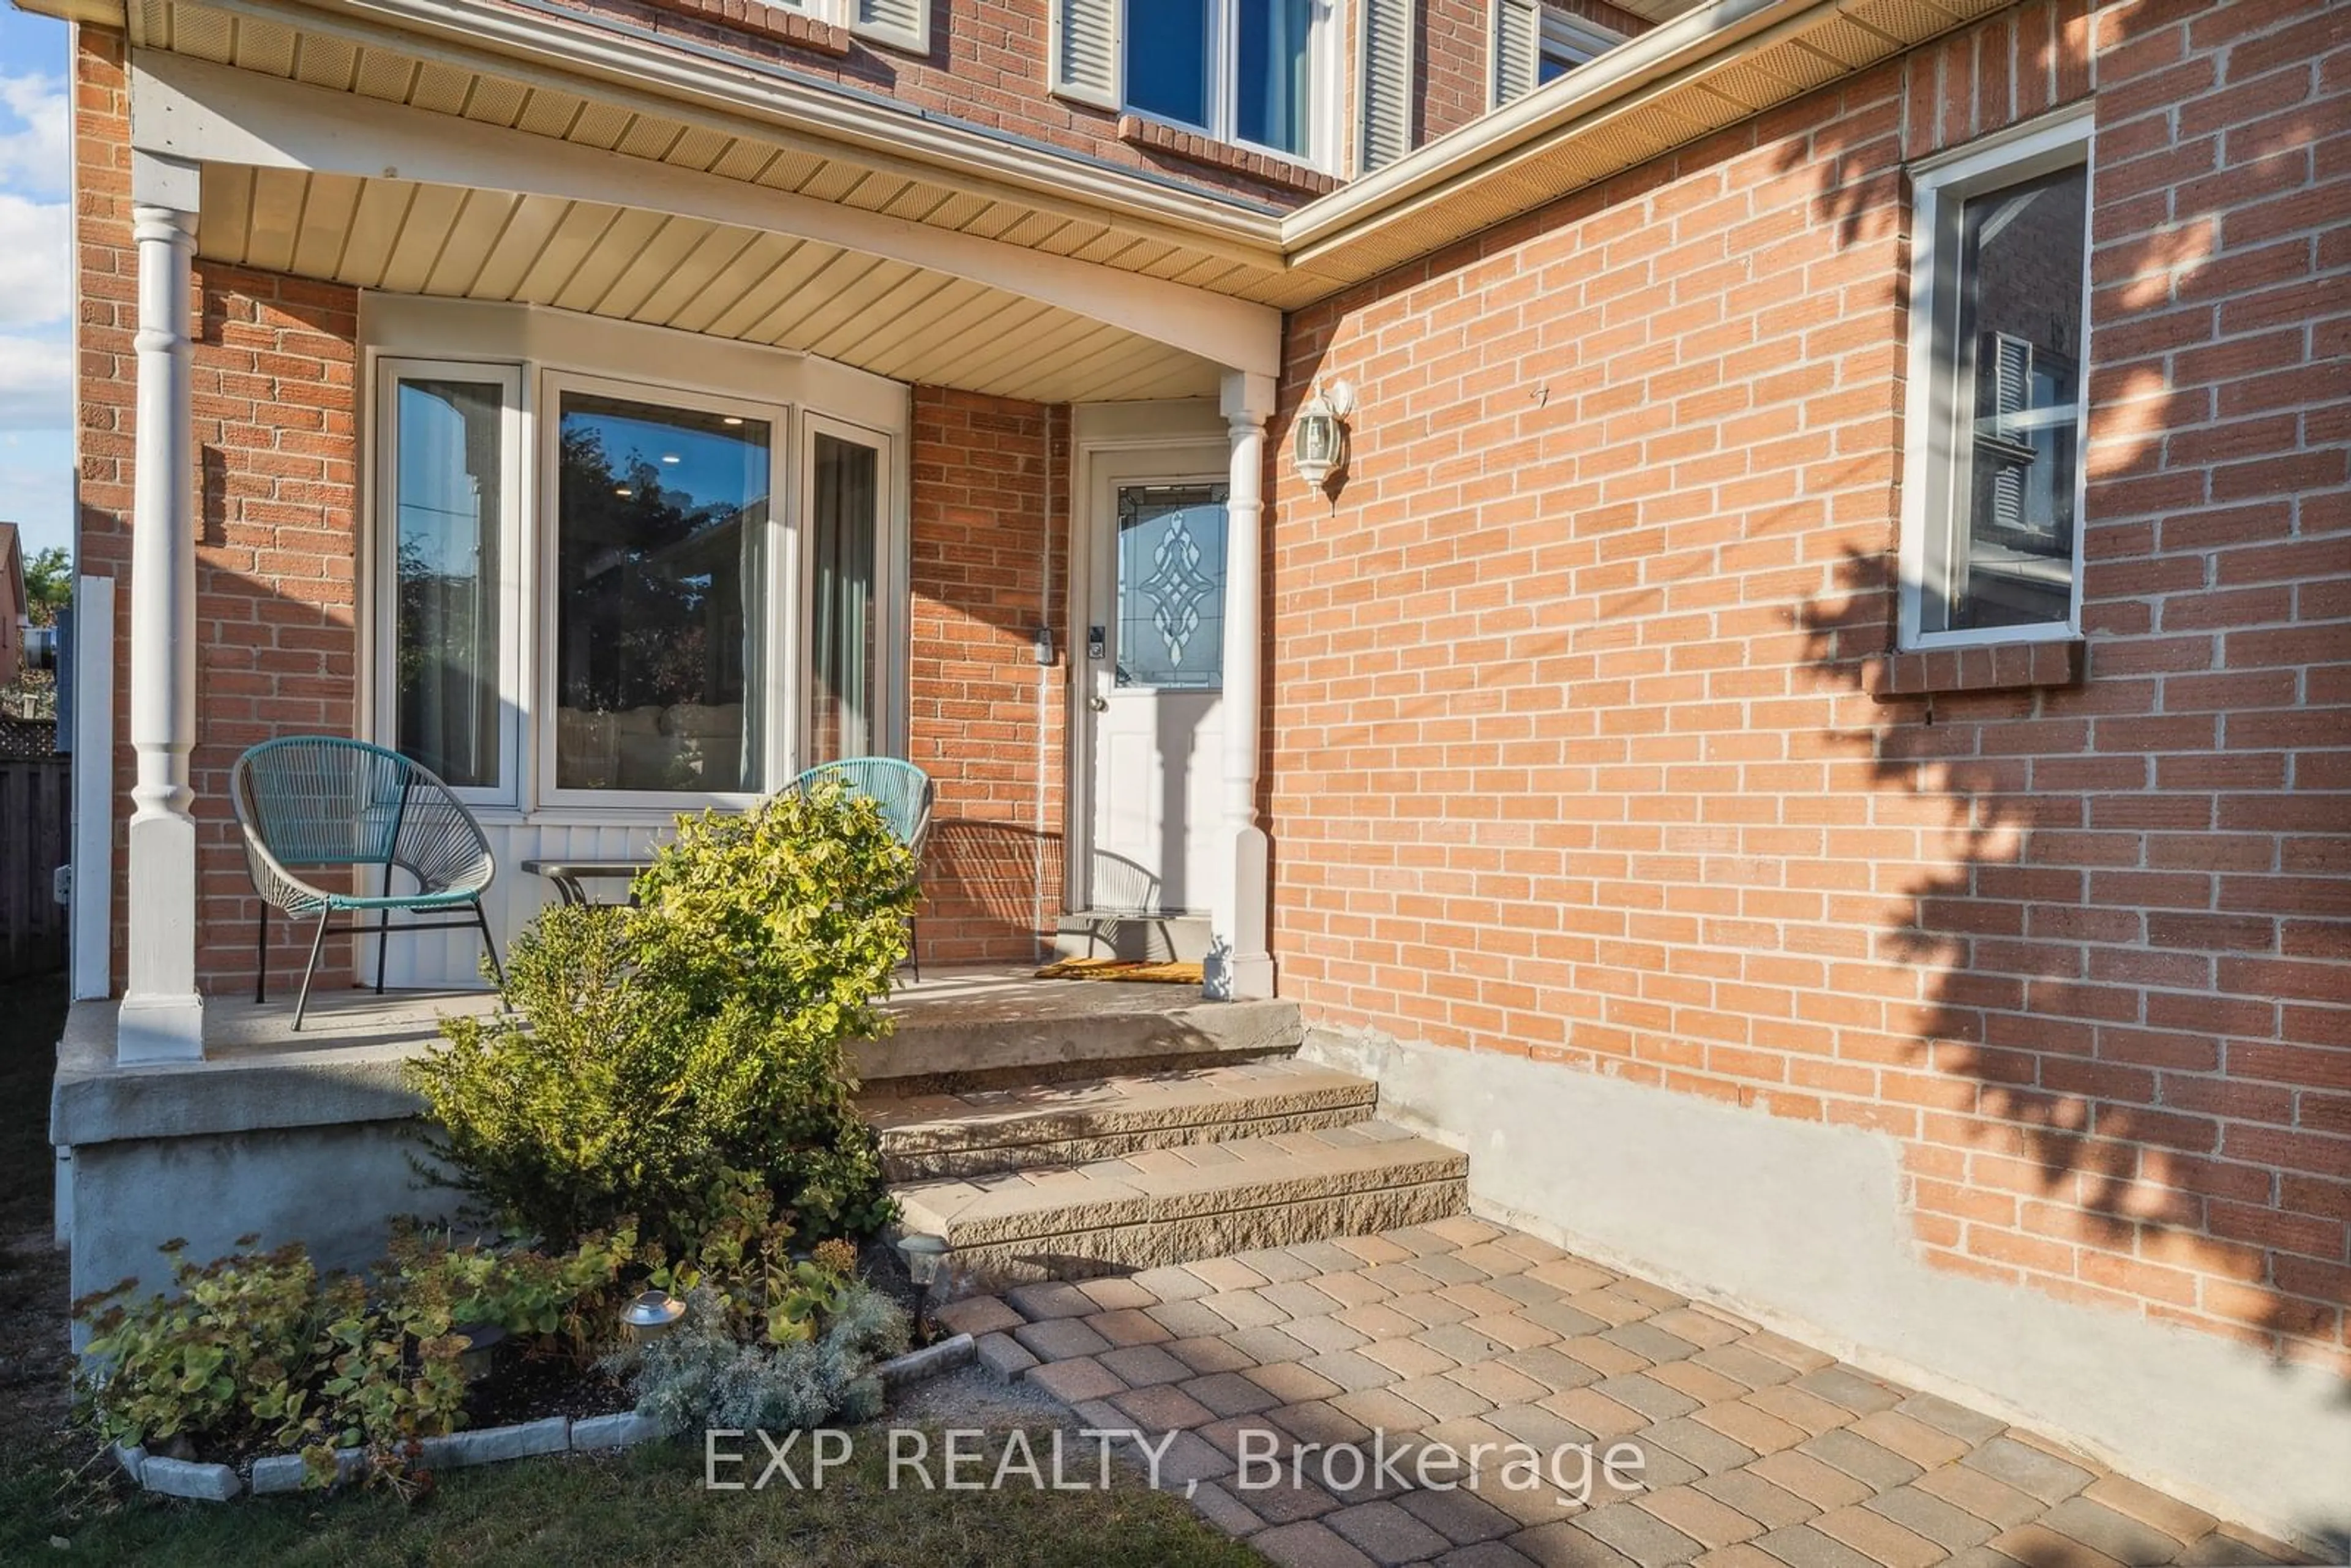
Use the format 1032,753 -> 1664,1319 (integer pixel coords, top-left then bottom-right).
0,972 -> 1260,1566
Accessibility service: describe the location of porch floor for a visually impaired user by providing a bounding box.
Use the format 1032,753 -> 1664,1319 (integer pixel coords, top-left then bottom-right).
66,964 -> 1217,1064
53,965 -> 1297,1151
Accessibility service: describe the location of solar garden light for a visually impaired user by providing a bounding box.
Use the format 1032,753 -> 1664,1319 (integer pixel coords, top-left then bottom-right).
894,1232 -> 950,1296
622,1288 -> 687,1342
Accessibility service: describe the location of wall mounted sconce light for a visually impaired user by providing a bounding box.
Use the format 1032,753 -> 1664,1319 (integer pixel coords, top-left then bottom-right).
1292,378 -> 1355,492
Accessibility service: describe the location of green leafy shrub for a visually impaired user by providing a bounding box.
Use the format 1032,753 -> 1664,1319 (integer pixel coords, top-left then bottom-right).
74,1239 -> 337,1459
407,784 -> 912,1252
75,1228 -> 639,1489
383,1220 -> 638,1362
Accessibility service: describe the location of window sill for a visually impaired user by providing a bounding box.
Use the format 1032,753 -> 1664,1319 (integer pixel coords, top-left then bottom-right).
1114,115 -> 1341,196
1871,638 -> 2083,698
639,0 -> 852,56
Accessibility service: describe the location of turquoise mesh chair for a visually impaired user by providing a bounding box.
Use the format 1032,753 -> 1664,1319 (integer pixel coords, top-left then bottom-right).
792,757 -> 934,980
231,737 -> 506,1030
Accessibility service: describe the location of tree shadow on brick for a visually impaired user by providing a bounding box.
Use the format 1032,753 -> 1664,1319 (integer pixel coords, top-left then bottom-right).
1799,544 -> 2349,1425
920,819 -> 1065,966
1775,0 -> 2350,1457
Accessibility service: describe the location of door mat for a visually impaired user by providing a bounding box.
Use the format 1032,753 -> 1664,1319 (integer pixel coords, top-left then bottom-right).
1033,958 -> 1204,985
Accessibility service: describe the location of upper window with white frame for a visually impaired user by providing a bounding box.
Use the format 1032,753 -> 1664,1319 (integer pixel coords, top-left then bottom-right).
1490,0 -> 1625,110
1900,109 -> 2093,648
1537,9 -> 1621,84
1122,0 -> 1336,167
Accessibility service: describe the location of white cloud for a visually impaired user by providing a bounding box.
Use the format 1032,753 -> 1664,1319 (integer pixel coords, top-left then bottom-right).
0,431 -> 72,556
0,72 -> 67,198
0,190 -> 65,325
0,329 -> 68,427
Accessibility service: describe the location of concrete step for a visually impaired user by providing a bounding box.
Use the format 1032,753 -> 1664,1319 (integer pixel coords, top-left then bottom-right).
866,1059 -> 1379,1181
894,1120 -> 1469,1289
855,978 -> 1302,1093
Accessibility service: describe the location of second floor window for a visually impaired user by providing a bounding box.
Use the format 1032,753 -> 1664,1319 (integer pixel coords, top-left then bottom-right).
1126,0 -> 1328,164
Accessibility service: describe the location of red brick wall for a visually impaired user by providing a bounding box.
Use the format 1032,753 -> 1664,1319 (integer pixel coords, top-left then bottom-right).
907,386 -> 1069,964
75,30 -> 364,998
1269,0 -> 2351,1375
1423,0 -> 1493,144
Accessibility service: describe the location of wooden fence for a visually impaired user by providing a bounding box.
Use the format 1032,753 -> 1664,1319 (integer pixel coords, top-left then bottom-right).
0,753 -> 69,978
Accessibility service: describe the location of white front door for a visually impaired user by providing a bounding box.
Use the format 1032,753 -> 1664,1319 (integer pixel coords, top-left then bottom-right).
1085,457 -> 1229,914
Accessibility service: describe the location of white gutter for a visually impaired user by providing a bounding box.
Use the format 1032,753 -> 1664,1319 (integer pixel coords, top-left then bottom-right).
1282,0 -> 1899,261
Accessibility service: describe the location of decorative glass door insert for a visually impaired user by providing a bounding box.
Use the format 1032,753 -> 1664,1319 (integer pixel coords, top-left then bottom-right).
1115,482 -> 1229,691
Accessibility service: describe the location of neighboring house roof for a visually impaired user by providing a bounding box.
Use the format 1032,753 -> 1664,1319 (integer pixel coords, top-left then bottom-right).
59,0 -> 2015,312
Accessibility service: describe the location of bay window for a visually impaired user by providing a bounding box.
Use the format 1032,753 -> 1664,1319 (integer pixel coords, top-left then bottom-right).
1900,109 -> 2093,648
372,327 -> 904,816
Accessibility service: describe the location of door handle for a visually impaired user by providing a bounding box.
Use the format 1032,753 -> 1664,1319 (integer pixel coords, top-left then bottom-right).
1089,696 -> 1109,711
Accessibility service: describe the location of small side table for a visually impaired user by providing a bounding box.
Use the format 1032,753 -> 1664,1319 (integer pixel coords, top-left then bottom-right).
520,858 -> 656,907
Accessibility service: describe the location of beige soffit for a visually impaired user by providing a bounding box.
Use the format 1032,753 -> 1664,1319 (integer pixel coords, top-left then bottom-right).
121,0 -> 1314,298
47,0 -> 2006,306
200,161 -> 1226,400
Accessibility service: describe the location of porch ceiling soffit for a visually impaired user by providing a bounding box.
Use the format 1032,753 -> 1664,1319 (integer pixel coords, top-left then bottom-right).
199,165 -> 1227,400
132,50 -> 1283,381
115,0 -> 1310,304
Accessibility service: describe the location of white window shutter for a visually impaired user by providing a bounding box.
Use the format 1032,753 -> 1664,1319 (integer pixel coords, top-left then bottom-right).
1050,0 -> 1121,110
850,0 -> 929,54
1493,0 -> 1540,107
1358,0 -> 1415,173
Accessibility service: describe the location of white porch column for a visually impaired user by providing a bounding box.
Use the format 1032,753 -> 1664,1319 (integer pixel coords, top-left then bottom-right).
118,152 -> 205,1065
1206,370 -> 1278,1001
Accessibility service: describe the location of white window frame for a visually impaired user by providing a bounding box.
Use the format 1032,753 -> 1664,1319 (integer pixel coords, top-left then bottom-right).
781,0 -> 929,54
372,357 -> 528,808
799,411 -> 908,762
1120,0 -> 1345,174
1538,9 -> 1622,81
536,369 -> 798,812
1899,105 -> 2094,652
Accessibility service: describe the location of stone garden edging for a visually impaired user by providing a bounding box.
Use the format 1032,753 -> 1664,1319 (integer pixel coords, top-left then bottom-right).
109,1333 -> 976,1501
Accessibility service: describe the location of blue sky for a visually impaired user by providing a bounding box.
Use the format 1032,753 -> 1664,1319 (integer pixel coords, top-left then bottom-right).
0,8 -> 69,562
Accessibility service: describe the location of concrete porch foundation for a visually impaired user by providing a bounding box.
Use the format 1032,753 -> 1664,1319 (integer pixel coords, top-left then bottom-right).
49,968 -> 1291,1316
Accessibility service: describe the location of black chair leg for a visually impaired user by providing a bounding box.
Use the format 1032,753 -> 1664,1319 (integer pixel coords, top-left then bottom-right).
293,909 -> 332,1032
909,913 -> 921,984
375,912 -> 391,996
474,902 -> 509,1003
255,902 -> 269,1004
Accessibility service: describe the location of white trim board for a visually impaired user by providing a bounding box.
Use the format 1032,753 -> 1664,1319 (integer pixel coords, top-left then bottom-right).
69,574 -> 114,1003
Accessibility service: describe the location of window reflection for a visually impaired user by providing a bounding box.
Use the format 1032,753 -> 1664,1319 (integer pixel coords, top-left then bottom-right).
394,378 -> 503,789
553,393 -> 770,792
809,432 -> 881,763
